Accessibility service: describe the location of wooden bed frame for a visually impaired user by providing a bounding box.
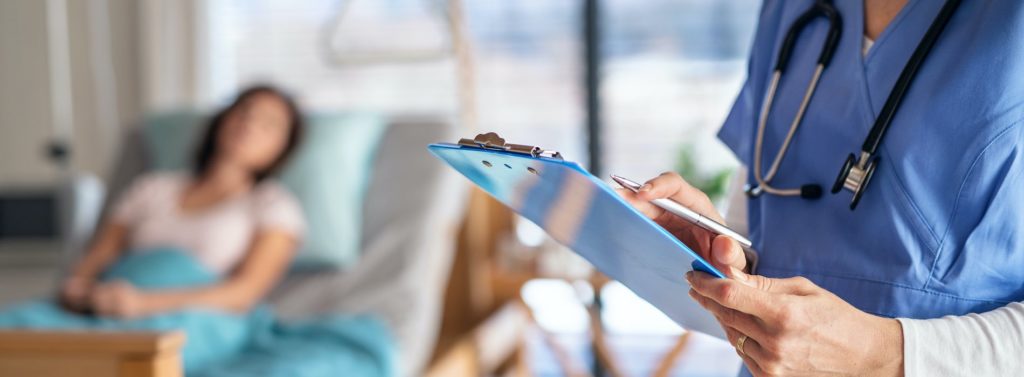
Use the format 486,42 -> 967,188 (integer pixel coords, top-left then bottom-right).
0,307 -> 526,377
0,330 -> 184,377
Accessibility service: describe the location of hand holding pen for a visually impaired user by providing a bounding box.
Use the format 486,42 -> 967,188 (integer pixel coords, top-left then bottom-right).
614,172 -> 751,277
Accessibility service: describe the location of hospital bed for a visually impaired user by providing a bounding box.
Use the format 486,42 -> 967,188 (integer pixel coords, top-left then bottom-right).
0,114 -> 467,377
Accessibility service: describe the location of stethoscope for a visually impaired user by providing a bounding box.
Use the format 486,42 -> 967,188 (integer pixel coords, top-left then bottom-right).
744,0 -> 962,210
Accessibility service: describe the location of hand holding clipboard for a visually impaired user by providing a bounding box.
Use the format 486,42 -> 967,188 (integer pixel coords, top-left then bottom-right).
429,132 -> 733,338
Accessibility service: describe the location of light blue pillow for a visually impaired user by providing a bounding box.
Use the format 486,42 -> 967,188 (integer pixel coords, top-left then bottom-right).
280,113 -> 386,269
140,111 -> 387,269
142,111 -> 206,171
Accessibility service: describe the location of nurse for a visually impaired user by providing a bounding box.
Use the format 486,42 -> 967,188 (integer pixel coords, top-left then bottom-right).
623,0 -> 1023,376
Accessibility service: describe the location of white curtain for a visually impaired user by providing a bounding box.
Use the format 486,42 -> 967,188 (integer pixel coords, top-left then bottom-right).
138,0 -> 205,111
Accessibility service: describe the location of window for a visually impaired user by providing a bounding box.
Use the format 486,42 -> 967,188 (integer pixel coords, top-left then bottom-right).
602,0 -> 759,203
202,0 -> 756,185
203,0 -> 587,157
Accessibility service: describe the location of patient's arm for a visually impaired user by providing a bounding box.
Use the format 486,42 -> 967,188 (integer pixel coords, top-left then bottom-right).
61,221 -> 130,311
106,229 -> 298,317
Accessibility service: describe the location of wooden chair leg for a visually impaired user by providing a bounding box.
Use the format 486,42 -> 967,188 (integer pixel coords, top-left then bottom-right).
651,332 -> 693,377
588,301 -> 627,377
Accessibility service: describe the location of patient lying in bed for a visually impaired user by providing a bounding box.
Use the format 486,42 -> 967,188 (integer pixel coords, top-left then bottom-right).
0,86 -> 395,376
63,85 -> 305,319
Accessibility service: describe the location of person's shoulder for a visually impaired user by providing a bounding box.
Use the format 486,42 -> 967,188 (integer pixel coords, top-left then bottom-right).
251,179 -> 306,236
252,179 -> 302,209
111,171 -> 190,218
128,171 -> 190,193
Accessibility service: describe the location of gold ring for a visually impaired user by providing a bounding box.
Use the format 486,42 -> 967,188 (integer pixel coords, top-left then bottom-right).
736,335 -> 748,356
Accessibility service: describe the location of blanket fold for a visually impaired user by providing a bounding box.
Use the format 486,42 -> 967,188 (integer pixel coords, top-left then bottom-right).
0,248 -> 394,377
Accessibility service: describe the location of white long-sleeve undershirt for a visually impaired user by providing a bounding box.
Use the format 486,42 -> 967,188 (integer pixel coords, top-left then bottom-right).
898,303 -> 1024,376
723,167 -> 1024,376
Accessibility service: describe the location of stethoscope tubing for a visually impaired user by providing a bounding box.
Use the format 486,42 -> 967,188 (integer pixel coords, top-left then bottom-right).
749,0 -> 840,198
860,0 -> 961,155
752,65 -> 825,197
747,0 -> 960,209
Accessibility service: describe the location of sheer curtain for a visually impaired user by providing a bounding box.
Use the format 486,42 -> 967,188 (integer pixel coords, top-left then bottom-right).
138,0 -> 204,110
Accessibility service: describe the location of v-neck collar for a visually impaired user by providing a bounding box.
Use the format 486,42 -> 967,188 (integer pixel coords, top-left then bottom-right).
854,0 -> 922,121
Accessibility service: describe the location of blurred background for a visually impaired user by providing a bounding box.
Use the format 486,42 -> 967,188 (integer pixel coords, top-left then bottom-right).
0,0 -> 758,376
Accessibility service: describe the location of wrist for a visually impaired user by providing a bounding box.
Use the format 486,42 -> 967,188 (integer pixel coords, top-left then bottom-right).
865,316 -> 904,377
137,292 -> 169,316
66,269 -> 99,283
67,272 -> 92,281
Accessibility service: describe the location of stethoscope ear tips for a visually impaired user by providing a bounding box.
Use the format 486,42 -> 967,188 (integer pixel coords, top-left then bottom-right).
744,184 -> 762,198
800,184 -> 823,199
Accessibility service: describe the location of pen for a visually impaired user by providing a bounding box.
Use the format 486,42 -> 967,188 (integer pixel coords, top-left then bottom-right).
611,174 -> 753,249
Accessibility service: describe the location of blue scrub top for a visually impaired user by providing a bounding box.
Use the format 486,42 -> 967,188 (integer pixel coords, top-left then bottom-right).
718,0 -> 1024,321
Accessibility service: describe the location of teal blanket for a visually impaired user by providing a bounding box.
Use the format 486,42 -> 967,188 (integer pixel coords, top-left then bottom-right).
0,249 -> 394,377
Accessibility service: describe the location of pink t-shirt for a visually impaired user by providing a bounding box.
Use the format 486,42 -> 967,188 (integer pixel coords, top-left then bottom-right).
111,172 -> 305,275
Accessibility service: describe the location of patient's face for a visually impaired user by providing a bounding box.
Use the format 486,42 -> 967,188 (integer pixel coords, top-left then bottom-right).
217,92 -> 292,173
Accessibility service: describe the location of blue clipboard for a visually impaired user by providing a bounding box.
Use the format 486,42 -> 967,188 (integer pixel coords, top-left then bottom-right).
429,133 -> 727,338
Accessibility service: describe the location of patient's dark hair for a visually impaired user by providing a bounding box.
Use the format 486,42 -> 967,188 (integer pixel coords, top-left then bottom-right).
193,85 -> 304,182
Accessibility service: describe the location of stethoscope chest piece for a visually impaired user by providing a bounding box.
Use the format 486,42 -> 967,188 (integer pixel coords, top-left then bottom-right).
832,152 -> 879,210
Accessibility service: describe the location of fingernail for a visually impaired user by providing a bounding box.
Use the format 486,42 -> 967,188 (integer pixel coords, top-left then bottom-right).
684,271 -> 693,282
639,184 -> 652,192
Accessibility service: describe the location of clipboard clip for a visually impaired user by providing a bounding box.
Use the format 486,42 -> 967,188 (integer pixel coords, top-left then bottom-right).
457,132 -> 563,160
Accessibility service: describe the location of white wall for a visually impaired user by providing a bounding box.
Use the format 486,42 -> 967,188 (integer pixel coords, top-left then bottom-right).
0,0 -> 143,187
